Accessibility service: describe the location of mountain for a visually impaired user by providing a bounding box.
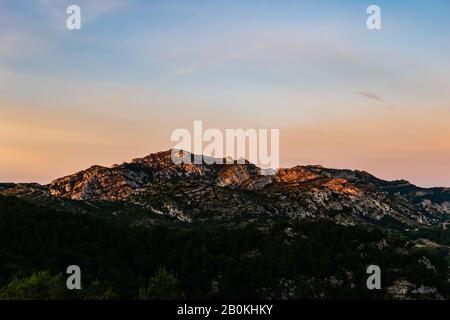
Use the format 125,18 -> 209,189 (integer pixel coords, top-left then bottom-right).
2,149 -> 450,300
1,149 -> 449,227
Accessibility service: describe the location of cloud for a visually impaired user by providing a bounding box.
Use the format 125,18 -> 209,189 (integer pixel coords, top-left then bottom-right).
0,0 -> 126,63
358,92 -> 384,102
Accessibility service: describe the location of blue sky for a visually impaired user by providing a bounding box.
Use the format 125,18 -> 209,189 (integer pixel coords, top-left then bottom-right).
0,0 -> 449,186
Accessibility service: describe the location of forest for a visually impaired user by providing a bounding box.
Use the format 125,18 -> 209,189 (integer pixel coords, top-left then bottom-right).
0,195 -> 449,300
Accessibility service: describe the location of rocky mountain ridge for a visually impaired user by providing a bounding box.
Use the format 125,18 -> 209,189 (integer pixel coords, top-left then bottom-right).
1,150 -> 449,227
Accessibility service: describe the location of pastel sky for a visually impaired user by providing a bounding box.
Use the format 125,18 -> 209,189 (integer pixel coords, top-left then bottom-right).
0,0 -> 449,187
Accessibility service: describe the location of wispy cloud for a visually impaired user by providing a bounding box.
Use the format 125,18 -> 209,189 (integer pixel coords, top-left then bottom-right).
358,91 -> 384,102
1,0 -> 127,63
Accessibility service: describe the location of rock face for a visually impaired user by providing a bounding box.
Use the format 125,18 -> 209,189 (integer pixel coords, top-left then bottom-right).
217,164 -> 261,188
48,165 -> 152,201
2,149 -> 450,226
48,150 -> 221,201
322,178 -> 361,196
276,166 -> 319,183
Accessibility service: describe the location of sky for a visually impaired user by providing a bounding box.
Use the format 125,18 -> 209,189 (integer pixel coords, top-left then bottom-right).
0,0 -> 449,187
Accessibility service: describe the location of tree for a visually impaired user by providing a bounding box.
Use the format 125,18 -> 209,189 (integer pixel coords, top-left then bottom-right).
80,280 -> 118,300
0,271 -> 117,300
0,271 -> 70,300
138,266 -> 182,300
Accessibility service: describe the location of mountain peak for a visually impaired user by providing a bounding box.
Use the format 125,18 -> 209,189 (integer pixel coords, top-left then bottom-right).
1,150 -> 449,227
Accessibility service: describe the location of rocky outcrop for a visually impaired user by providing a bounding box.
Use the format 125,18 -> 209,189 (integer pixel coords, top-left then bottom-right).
48,165 -> 152,201
322,178 -> 361,196
48,150 -> 220,201
2,149 -> 450,227
386,280 -> 444,300
0,183 -> 48,200
217,164 -> 260,188
276,167 -> 319,183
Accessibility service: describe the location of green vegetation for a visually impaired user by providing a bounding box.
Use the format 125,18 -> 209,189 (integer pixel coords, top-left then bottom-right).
0,271 -> 69,300
0,271 -> 116,300
0,195 -> 449,300
138,266 -> 182,300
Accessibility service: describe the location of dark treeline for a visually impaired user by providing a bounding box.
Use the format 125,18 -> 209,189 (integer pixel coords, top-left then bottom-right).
0,195 -> 449,299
